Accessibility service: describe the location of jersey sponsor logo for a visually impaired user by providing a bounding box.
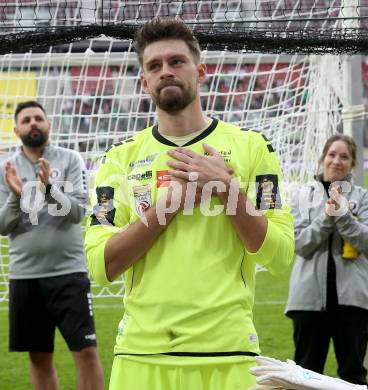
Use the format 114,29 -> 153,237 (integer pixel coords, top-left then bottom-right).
255,174 -> 282,210
133,184 -> 152,216
127,170 -> 153,181
156,170 -> 172,187
204,149 -> 232,162
129,153 -> 158,169
91,186 -> 116,225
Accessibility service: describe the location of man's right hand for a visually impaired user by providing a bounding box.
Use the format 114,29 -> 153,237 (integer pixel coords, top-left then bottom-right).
5,161 -> 22,197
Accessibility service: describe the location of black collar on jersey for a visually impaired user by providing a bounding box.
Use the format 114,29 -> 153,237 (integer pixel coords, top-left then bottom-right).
152,118 -> 218,147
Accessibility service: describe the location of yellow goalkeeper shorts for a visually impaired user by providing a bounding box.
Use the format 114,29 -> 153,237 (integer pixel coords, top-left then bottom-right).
109,354 -> 257,390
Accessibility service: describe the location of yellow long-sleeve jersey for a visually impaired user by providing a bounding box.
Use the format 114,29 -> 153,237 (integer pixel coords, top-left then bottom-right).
85,118 -> 294,357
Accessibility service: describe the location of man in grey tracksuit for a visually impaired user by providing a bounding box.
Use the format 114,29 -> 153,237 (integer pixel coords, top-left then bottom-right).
0,101 -> 104,390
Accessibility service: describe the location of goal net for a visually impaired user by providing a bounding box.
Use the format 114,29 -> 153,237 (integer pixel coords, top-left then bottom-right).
0,0 -> 360,301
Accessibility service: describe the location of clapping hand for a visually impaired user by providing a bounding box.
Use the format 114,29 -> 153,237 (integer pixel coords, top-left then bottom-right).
325,184 -> 342,216
37,158 -> 50,186
4,161 -> 22,197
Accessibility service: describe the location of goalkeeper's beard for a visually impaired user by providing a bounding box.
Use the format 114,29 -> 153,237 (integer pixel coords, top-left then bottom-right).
153,84 -> 196,113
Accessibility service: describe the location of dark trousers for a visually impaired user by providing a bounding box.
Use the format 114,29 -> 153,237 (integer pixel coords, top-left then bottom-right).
288,306 -> 368,385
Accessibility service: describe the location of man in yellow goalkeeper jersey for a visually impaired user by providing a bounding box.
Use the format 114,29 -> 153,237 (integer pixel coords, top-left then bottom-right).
85,16 -> 295,390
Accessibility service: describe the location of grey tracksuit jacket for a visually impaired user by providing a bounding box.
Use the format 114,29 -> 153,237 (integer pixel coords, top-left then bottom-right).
286,177 -> 368,312
0,145 -> 88,279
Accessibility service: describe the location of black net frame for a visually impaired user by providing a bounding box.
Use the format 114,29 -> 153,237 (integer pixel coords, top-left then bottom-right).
0,0 -> 368,54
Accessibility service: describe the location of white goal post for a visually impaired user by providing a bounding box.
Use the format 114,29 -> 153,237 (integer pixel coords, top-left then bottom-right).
0,0 -> 358,301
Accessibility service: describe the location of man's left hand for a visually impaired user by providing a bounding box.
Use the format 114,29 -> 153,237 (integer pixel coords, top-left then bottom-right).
167,143 -> 233,190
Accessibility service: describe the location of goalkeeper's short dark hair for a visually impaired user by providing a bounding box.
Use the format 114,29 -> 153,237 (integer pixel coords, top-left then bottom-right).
134,17 -> 201,66
14,101 -> 46,122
